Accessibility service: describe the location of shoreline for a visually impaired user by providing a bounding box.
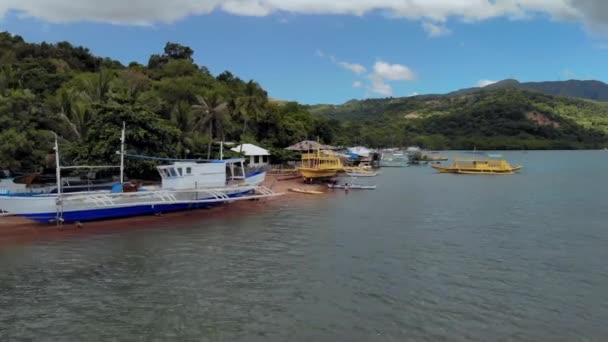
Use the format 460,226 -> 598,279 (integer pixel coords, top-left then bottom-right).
0,175 -> 328,246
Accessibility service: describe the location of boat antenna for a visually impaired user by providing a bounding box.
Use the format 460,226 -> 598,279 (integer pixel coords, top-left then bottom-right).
120,121 -> 126,184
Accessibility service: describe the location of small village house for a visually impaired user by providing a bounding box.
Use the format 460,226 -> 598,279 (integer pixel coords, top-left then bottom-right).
230,143 -> 271,167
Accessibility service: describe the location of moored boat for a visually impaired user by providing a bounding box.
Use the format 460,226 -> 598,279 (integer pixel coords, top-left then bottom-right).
327,184 -> 376,190
0,127 -> 283,224
432,159 -> 523,174
298,150 -> 344,180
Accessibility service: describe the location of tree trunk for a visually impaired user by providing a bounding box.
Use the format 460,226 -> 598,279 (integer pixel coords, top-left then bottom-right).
207,120 -> 213,160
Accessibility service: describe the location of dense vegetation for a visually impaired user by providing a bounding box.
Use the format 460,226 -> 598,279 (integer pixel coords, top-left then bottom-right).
0,32 -> 337,176
1,32 -> 607,176
310,89 -> 608,150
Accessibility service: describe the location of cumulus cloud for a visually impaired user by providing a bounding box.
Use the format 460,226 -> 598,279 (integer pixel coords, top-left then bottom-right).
352,81 -> 363,88
339,61 -> 366,75
368,77 -> 393,96
1,0 -> 608,34
363,61 -> 416,96
478,79 -> 498,87
372,61 -> 416,81
421,21 -> 451,37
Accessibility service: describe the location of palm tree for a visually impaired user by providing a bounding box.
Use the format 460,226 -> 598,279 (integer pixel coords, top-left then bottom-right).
191,92 -> 229,159
234,81 -> 267,137
55,88 -> 92,139
171,101 -> 194,158
85,68 -> 115,103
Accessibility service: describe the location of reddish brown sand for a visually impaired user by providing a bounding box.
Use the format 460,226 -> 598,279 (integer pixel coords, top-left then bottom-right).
0,175 -> 330,246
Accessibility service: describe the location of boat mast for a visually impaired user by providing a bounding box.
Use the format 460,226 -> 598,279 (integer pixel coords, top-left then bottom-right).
120,122 -> 126,184
54,133 -> 61,196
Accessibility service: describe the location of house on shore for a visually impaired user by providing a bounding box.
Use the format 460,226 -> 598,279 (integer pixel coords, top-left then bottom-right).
230,143 -> 271,167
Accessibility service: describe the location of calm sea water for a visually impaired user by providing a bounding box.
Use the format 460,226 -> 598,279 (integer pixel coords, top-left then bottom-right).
1,151 -> 608,341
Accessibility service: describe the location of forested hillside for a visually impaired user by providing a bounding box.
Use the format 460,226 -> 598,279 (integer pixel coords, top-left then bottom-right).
0,32 -> 337,176
2,32 -> 607,175
310,89 -> 608,149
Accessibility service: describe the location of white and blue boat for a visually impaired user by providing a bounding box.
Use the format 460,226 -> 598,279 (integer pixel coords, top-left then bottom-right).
0,127 -> 282,224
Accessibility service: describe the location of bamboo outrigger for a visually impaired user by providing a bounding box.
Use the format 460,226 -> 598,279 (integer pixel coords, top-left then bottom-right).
432,159 -> 523,175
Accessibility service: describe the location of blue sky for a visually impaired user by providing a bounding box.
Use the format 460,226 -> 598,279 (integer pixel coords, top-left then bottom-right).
1,1 -> 608,104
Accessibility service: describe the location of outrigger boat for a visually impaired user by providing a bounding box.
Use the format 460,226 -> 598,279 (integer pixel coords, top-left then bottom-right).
432,159 -> 523,174
327,184 -> 376,190
0,125 -> 283,224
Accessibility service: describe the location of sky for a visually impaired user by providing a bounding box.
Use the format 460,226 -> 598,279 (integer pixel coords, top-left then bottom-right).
1,0 -> 608,104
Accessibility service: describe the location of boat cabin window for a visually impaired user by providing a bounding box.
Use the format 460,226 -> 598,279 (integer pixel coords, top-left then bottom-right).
169,168 -> 178,177
177,168 -> 183,176
186,167 -> 192,175
159,169 -> 168,178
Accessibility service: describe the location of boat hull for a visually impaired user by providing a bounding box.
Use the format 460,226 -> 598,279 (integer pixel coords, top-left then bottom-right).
0,188 -> 257,224
432,165 -> 523,174
298,168 -> 338,179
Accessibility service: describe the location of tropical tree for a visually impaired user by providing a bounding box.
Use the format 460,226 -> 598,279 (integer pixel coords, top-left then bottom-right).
191,92 -> 229,159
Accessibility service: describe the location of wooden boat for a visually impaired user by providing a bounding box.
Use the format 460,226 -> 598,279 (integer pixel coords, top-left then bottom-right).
345,171 -> 379,177
432,159 -> 523,174
288,188 -> 324,195
327,184 -> 376,190
298,150 -> 344,179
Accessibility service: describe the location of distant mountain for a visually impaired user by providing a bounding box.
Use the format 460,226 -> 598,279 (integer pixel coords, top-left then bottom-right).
308,88 -> 608,149
448,79 -> 608,102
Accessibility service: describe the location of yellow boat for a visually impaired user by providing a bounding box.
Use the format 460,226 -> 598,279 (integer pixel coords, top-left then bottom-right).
298,150 -> 344,180
432,159 -> 523,174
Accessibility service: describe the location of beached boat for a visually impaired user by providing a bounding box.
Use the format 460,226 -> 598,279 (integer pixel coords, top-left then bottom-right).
298,150 -> 344,179
288,188 -> 324,195
0,127 -> 282,224
432,159 -> 523,174
327,184 -> 376,190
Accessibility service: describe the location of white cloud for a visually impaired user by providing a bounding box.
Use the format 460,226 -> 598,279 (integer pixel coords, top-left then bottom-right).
367,76 -> 393,96
363,61 -> 416,96
339,61 -> 366,75
353,81 -> 363,88
372,61 -> 416,81
407,92 -> 419,97
477,79 -> 498,87
316,50 -> 365,75
2,0 -> 608,35
421,21 -> 451,37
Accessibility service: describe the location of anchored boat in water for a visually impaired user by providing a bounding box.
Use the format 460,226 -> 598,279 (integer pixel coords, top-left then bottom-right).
432,159 -> 523,174
0,126 -> 283,224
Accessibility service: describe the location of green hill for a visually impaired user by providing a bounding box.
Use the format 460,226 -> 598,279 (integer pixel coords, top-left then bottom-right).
448,79 -> 608,102
310,89 -> 608,149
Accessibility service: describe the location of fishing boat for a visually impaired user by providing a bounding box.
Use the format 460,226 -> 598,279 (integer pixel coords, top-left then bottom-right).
0,126 -> 282,224
327,184 -> 376,190
288,188 -> 324,195
298,150 -> 344,180
344,171 -> 379,177
379,153 -> 407,167
432,159 -> 523,174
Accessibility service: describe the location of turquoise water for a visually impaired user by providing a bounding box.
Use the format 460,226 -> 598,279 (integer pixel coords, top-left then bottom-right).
1,151 -> 608,340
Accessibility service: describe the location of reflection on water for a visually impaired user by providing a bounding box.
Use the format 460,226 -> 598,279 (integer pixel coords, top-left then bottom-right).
1,151 -> 608,341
